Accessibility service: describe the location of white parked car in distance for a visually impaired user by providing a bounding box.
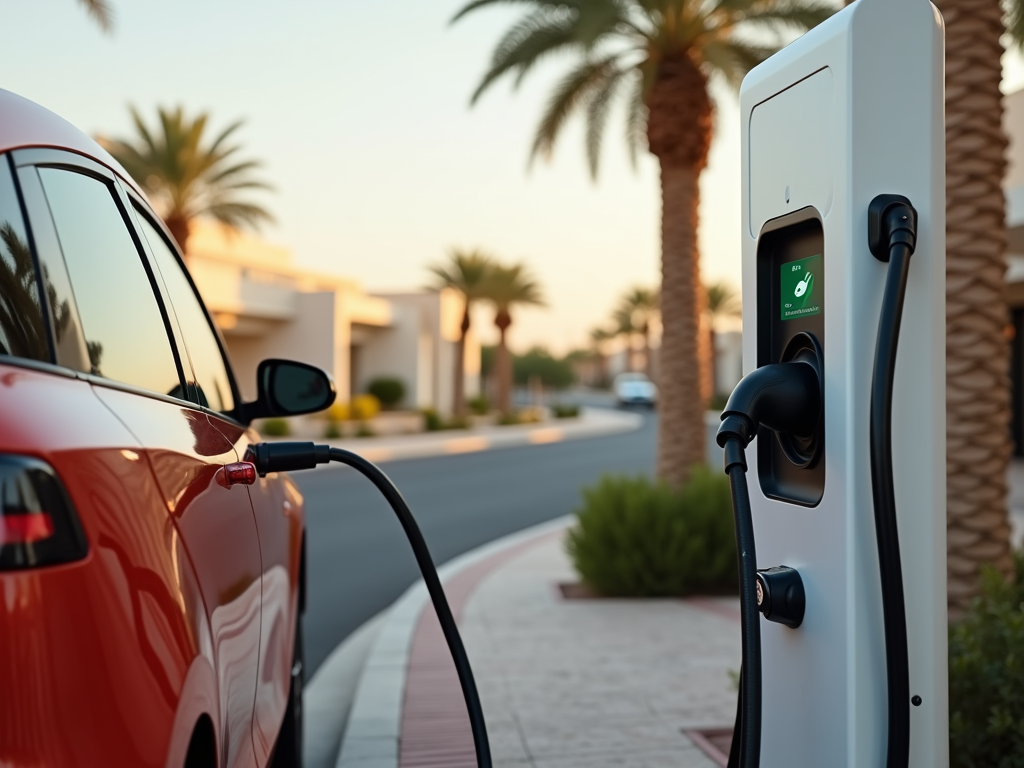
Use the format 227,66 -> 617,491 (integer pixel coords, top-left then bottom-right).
614,372 -> 658,407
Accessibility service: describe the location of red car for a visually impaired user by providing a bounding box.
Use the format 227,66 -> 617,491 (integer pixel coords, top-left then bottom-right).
0,89 -> 335,767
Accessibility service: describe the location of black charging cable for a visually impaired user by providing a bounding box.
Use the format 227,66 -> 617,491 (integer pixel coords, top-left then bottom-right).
245,442 -> 493,768
721,431 -> 760,768
716,362 -> 821,768
868,195 -> 918,768
717,196 -> 918,768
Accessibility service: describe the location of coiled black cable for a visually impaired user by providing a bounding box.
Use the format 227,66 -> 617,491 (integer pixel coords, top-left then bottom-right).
870,218 -> 916,768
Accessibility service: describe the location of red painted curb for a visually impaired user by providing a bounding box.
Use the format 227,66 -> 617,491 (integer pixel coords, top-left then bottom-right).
398,527 -> 563,768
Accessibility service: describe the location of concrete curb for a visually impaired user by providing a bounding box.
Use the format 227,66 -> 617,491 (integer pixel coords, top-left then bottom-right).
305,611 -> 387,768
334,515 -> 573,768
304,407 -> 643,464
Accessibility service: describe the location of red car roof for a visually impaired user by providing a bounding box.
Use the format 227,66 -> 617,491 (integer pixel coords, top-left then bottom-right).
0,88 -> 144,197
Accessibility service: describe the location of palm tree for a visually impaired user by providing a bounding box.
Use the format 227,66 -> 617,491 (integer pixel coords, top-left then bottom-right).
612,306 -> 638,373
590,326 -> 616,387
706,281 -> 741,397
926,0 -> 1015,615
616,287 -> 659,380
428,250 -> 493,417
483,263 -> 546,414
99,107 -> 273,254
77,0 -> 112,31
454,0 -> 832,486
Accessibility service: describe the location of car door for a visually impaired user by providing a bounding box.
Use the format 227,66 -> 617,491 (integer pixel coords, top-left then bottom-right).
130,205 -> 304,762
17,150 -> 264,768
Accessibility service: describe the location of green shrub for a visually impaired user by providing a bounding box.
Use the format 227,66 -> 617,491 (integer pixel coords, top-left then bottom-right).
323,421 -> 342,439
469,395 -> 490,415
355,422 -> 375,438
552,404 -> 580,418
261,418 -> 290,437
513,347 -> 575,389
368,377 -> 406,409
565,468 -> 737,597
422,408 -> 444,432
949,549 -> 1024,767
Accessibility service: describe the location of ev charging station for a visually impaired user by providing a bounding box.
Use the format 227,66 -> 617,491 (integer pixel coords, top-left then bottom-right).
718,0 -> 948,765
251,2 -> 949,768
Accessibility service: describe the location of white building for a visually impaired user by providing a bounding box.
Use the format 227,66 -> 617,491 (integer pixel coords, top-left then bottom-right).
184,221 -> 479,413
1002,89 -> 1024,454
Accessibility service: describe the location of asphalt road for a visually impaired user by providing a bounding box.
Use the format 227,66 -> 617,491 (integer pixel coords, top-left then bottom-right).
297,404 -> 657,676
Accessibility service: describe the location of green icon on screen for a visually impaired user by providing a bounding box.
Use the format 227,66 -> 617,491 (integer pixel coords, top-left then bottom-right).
780,255 -> 822,321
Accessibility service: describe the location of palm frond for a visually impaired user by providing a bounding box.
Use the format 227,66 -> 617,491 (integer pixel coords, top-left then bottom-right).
738,0 -> 835,32
531,54 -> 621,164
482,262 -> 546,310
1009,0 -> 1024,51
99,105 -> 273,247
704,40 -> 776,86
472,11 -> 579,103
426,250 -> 494,300
206,160 -> 269,186
78,0 -> 113,32
205,201 -> 275,227
624,66 -> 651,168
585,67 -> 626,178
452,0 -> 585,24
706,281 -> 742,318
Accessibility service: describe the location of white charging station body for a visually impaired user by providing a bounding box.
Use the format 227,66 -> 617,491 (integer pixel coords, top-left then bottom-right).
740,0 -> 947,765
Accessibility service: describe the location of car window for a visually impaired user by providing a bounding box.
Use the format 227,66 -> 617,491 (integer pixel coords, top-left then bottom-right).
136,213 -> 236,414
38,168 -> 182,397
0,159 -> 48,362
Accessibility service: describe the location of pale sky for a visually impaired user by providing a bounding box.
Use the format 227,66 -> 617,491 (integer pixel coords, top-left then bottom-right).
3,1 -> 1023,354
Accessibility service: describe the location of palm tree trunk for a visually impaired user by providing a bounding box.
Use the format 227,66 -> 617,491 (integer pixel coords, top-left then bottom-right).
936,0 -> 1014,616
700,312 -> 713,403
709,327 -> 718,399
453,307 -> 470,417
657,164 -> 709,486
165,215 -> 190,255
497,326 -> 511,414
643,325 -> 653,380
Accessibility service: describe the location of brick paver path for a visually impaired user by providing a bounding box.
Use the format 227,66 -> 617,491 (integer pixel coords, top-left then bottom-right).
400,531 -> 741,768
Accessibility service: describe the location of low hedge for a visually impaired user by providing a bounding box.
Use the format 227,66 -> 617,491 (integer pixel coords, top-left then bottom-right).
950,549 -> 1024,767
565,468 -> 737,597
368,377 -> 405,409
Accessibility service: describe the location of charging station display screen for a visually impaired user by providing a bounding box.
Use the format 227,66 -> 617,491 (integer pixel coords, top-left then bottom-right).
781,254 -> 822,321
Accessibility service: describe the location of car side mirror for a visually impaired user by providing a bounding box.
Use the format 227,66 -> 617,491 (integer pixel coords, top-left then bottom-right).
240,359 -> 336,424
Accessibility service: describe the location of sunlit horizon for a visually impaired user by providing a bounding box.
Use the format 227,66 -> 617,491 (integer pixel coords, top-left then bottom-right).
4,1 -> 1023,356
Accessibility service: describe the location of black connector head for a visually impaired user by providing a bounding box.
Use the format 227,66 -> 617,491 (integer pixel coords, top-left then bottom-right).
756,565 -> 806,629
868,194 -> 918,262
246,442 -> 331,477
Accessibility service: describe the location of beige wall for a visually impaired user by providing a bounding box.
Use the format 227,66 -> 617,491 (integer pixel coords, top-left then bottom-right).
373,290 -> 480,414
1006,89 -> 1024,191
221,292 -> 337,402
185,220 -> 480,414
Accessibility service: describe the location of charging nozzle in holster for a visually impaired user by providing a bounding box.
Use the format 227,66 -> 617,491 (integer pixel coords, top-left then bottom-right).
716,356 -> 823,768
717,359 -> 822,457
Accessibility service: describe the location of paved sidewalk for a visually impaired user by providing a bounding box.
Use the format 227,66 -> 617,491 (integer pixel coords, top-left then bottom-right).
335,522 -> 739,768
316,457 -> 1024,768
458,534 -> 739,768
